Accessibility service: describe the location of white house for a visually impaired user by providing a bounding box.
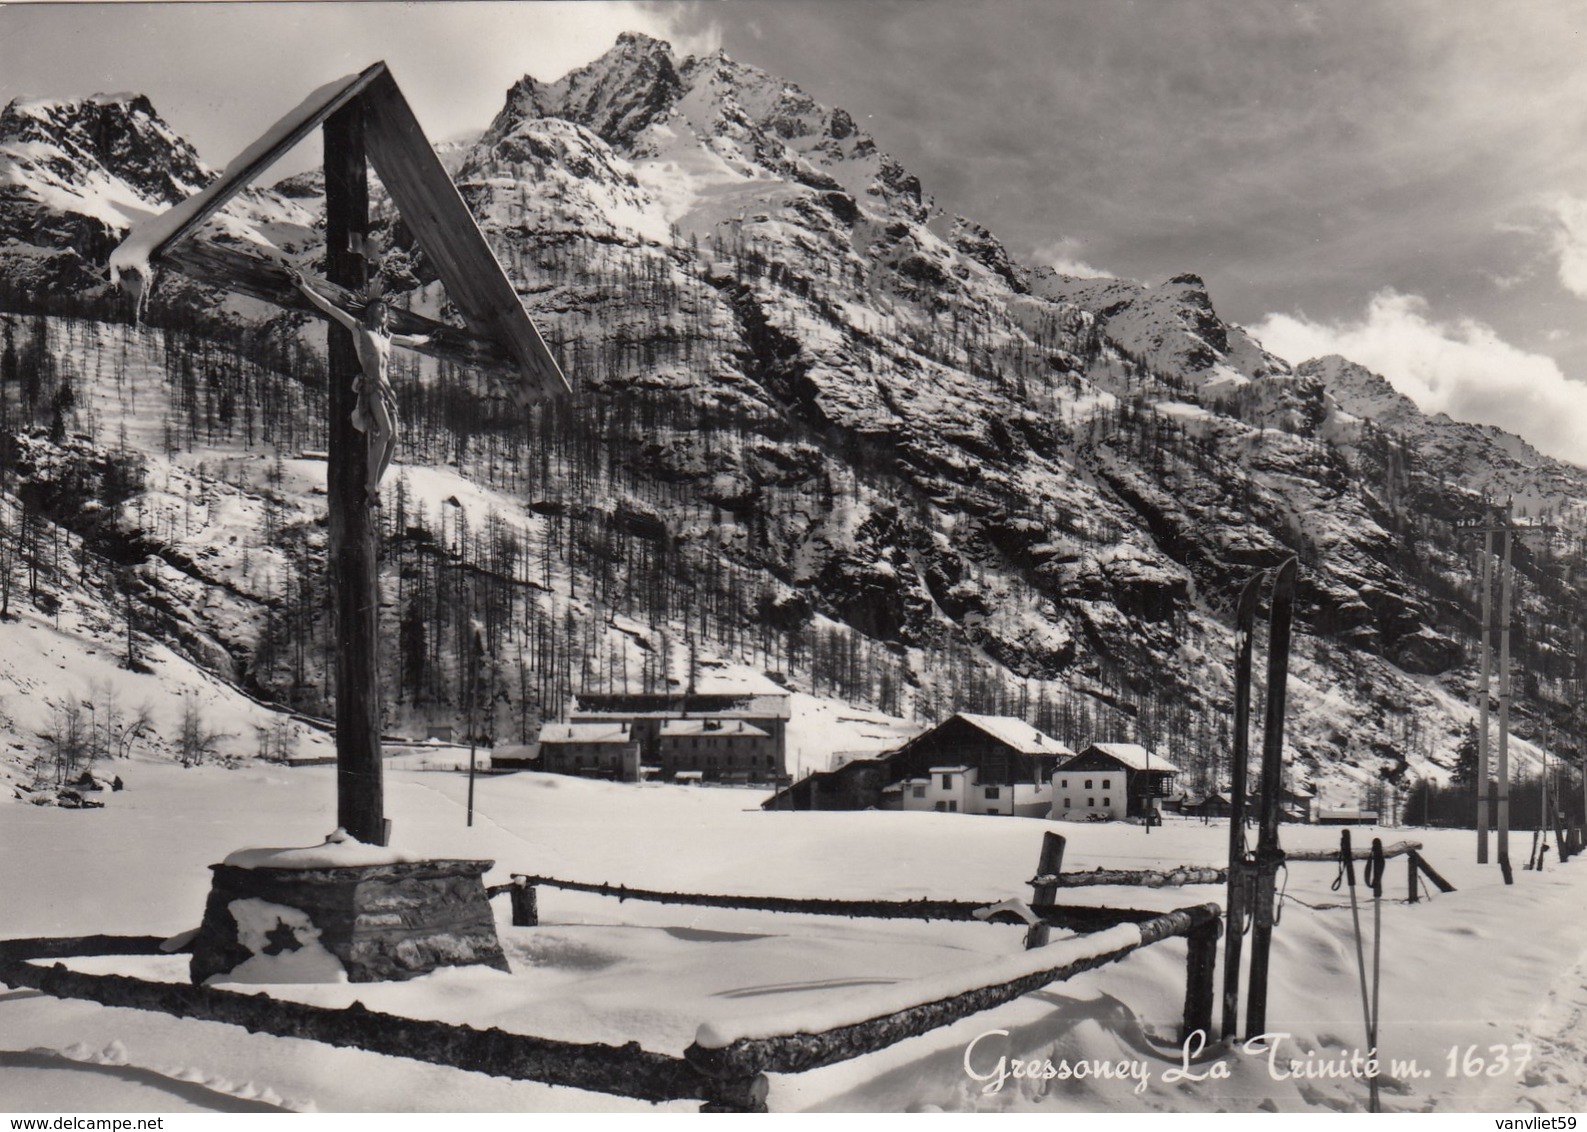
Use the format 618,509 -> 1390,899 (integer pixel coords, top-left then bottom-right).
1050,743 -> 1181,822
895,765 -> 1052,816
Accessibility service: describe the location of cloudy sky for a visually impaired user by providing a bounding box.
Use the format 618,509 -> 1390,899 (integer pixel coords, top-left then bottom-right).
5,0 -> 1587,463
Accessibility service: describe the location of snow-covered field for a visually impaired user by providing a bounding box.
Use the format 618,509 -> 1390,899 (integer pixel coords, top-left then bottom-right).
4,761 -> 1586,1114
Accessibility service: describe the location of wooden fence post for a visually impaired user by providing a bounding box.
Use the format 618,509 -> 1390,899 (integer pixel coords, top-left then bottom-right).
684,1046 -> 770,1113
1032,832 -> 1066,904
510,878 -> 539,927
698,1074 -> 770,1114
1025,832 -> 1066,950
1181,917 -> 1221,1044
1407,851 -> 1419,904
1414,854 -> 1456,894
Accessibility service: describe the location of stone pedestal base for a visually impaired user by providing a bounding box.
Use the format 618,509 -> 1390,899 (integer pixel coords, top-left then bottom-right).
190,859 -> 508,985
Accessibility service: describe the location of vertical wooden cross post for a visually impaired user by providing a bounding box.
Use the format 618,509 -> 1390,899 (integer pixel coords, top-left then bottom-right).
324,102 -> 386,846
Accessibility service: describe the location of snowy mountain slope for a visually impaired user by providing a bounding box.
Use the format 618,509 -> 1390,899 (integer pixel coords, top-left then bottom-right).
0,92 -> 317,297
2,33 -> 1585,811
1309,353 -> 1587,520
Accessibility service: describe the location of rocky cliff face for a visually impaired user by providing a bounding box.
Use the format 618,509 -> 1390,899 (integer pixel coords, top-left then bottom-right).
4,34 -> 1586,801
0,92 -> 314,298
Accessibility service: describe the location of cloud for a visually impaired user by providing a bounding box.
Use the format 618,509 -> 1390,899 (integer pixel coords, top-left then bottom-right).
1549,194 -> 1587,300
1031,237 -> 1114,281
1251,290 -> 1587,467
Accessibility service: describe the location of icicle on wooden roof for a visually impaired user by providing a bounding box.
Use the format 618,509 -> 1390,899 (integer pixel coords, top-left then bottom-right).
110,61 -> 568,402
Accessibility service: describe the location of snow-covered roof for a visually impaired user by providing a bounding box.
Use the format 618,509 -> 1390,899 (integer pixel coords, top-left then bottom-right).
538,723 -> 636,745
574,693 -> 792,721
490,743 -> 538,762
954,713 -> 1075,757
928,765 -> 971,774
1074,743 -> 1181,774
659,719 -> 769,738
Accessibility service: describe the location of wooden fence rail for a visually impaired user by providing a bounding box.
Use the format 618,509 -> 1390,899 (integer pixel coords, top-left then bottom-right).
3,899 -> 1221,1114
498,874 -> 1175,934
683,903 -> 1222,1090
1022,833 -> 1453,914
0,935 -> 703,1105
1285,839 -> 1422,861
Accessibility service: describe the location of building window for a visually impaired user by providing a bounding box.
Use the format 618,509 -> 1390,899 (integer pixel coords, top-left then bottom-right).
947,801 -> 958,813
913,785 -> 926,799
934,801 -> 947,812
985,787 -> 1000,799
941,774 -> 953,790
1063,797 -> 1071,808
1102,778 -> 1111,789
1060,778 -> 1068,788
1103,797 -> 1110,807
1085,779 -> 1094,789
1088,797 -> 1095,807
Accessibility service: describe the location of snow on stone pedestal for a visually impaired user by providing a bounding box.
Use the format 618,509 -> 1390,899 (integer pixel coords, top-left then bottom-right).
188,831 -> 508,985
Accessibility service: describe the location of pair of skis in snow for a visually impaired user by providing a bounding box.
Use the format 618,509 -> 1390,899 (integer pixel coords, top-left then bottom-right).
1221,557 -> 1297,1043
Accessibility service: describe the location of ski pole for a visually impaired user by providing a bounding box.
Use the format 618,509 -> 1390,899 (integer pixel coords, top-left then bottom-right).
1366,837 -> 1386,1113
1336,829 -> 1374,1080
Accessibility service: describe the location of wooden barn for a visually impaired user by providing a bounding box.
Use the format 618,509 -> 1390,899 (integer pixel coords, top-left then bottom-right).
762,759 -> 890,811
1182,791 -> 1234,819
760,713 -> 1071,816
886,713 -> 1072,787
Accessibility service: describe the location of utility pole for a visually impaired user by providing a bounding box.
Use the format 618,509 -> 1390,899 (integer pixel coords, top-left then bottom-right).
1457,501 -> 1551,877
1497,509 -> 1513,879
1543,721 -> 1551,839
1144,744 -> 1151,837
1478,519 -> 1493,862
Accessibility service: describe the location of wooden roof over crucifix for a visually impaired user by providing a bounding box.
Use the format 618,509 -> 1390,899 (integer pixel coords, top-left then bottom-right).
109,61 -> 568,401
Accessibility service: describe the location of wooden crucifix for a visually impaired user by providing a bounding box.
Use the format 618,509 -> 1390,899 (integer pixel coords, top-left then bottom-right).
110,63 -> 568,845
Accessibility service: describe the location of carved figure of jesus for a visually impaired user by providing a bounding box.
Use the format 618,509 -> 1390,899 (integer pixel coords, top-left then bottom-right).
290,267 -> 429,506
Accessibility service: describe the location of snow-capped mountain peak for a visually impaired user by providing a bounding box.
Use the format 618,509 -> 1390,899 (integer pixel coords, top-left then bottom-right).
1,92 -> 208,210
485,31 -> 686,150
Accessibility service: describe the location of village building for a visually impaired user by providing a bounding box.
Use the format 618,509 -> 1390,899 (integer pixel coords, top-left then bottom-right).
1168,783 -> 1315,824
764,758 -> 890,811
763,712 -> 1071,816
571,692 -> 791,784
1051,743 -> 1180,822
1180,791 -> 1234,820
656,718 -> 778,783
534,722 -> 641,782
888,763 -> 1052,816
885,713 -> 1073,806
488,743 -> 539,770
1318,808 -> 1379,826
1279,783 -> 1316,823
